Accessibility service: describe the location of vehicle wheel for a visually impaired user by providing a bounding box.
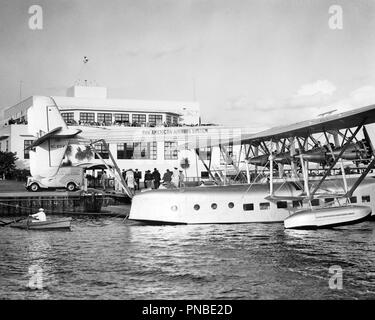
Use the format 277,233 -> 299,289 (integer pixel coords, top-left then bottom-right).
67,182 -> 76,191
29,183 -> 40,192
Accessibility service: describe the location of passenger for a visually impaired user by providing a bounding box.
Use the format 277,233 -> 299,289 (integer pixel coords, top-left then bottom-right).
152,168 -> 161,189
134,169 -> 141,190
179,170 -> 185,188
162,169 -> 172,183
171,167 -> 180,188
101,170 -> 108,191
144,170 -> 153,189
125,169 -> 135,195
30,208 -> 46,222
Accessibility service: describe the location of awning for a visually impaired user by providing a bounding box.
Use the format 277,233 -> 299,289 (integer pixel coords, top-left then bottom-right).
0,135 -> 9,141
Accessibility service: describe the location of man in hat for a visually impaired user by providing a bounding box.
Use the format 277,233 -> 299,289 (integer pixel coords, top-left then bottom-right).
134,169 -> 141,190
179,170 -> 185,188
101,170 -> 108,191
152,168 -> 161,189
125,169 -> 135,195
171,167 -> 180,188
144,170 -> 153,189
30,208 -> 46,222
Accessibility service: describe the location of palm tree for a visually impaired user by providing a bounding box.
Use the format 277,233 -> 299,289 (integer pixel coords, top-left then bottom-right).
75,145 -> 94,161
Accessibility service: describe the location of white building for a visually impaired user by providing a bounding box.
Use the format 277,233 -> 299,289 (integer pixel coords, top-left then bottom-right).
0,86 -> 246,181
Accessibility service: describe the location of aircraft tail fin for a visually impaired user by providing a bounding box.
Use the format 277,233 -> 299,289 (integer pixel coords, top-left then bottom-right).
27,96 -> 68,137
27,96 -> 69,177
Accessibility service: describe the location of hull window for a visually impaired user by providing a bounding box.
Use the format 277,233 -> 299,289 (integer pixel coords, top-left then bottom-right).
260,202 -> 270,210
350,196 -> 357,203
194,204 -> 200,211
211,203 -> 217,210
311,199 -> 320,206
228,202 -> 234,208
324,198 -> 334,203
362,195 -> 371,203
292,200 -> 302,208
243,203 -> 254,211
277,201 -> 287,209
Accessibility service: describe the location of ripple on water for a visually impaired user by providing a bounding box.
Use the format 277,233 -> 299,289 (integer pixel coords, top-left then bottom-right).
0,218 -> 375,299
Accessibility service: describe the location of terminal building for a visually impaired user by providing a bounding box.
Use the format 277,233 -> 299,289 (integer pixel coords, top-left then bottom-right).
0,85 -> 246,182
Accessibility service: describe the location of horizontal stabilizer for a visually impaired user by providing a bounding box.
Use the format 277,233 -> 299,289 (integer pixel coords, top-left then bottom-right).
27,127 -> 62,149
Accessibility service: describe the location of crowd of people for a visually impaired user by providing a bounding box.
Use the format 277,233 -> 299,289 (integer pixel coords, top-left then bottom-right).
117,167 -> 185,194
65,119 -> 217,128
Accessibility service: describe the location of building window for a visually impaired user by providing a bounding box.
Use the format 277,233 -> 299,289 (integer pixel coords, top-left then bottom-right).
164,141 -> 178,160
117,142 -> 157,160
94,143 -> 109,159
166,114 -> 172,124
260,202 -> 270,210
277,201 -> 287,209
243,203 -> 254,211
172,116 -> 178,125
61,112 -> 74,124
362,195 -> 371,203
80,112 -> 95,123
117,143 -> 132,159
133,142 -> 156,159
114,114 -> 129,123
201,171 -> 209,178
97,113 -> 112,124
197,147 -> 212,161
149,114 -> 163,125
132,114 -> 146,124
24,140 -> 34,159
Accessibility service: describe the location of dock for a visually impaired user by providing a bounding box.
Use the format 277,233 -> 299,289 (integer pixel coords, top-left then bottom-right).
0,181 -> 130,217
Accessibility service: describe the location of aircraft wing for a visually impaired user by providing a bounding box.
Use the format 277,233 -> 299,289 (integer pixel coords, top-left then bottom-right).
246,103 -> 375,144
179,103 -> 375,149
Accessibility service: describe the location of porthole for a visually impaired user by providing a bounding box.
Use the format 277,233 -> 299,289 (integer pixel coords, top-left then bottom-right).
228,202 -> 234,208
211,203 -> 217,210
194,204 -> 200,211
171,205 -> 178,212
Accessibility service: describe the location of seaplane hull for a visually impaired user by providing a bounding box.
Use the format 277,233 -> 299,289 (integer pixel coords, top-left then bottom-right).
129,184 -> 292,224
128,179 -> 375,225
284,205 -> 372,229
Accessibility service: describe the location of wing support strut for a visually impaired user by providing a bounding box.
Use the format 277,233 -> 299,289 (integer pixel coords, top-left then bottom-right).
310,123 -> 364,198
90,139 -> 133,199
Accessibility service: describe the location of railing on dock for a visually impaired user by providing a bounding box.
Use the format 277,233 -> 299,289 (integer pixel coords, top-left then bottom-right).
0,192 -> 106,216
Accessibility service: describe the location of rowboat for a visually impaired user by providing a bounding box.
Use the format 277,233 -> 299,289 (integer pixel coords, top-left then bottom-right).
10,217 -> 72,230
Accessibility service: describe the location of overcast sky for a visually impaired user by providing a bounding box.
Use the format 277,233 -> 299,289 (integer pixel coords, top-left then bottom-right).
1,0 -> 375,129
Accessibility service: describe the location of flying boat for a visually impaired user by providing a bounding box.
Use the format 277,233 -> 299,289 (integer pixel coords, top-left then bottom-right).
24,97 -> 375,229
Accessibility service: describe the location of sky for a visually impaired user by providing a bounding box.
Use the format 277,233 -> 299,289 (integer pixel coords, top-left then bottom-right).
1,0 -> 375,130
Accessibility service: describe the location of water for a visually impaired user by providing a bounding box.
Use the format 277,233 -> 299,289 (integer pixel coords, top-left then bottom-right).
0,215 -> 375,299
